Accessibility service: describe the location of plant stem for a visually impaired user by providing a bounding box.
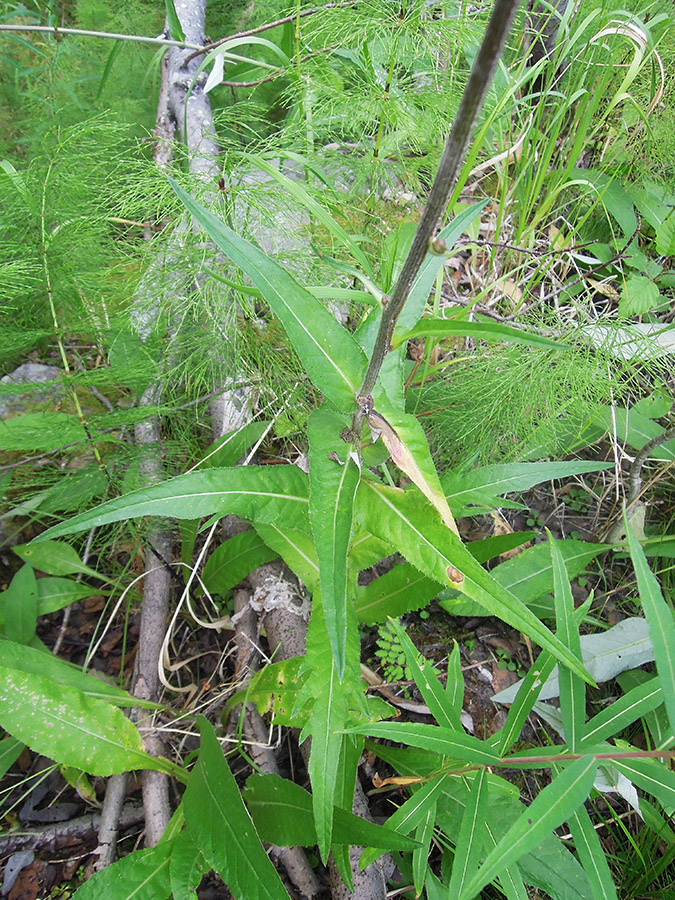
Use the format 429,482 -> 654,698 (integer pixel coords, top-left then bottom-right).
183,0 -> 356,63
355,0 -> 522,431
0,23 -> 202,49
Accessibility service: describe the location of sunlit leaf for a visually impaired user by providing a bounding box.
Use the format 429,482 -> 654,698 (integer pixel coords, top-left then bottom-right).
0,667 -> 174,777
35,467 -> 309,541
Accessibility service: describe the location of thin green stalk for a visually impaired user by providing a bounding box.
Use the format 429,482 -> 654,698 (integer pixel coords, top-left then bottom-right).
355,0 -> 523,434
0,23 -> 202,50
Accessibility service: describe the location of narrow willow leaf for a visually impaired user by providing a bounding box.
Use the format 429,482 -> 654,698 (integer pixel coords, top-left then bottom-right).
4,563 -> 37,644
459,757 -> 598,900
568,806 -> 618,900
170,829 -> 207,900
164,0 -> 185,40
0,667 -> 175,778
308,408 -> 360,677
497,654 -> 559,756
36,466 -> 309,541
612,757 -> 675,810
442,461 -> 613,517
244,773 -> 418,850
170,179 -> 367,411
581,676 -> 662,746
72,841 -> 173,900
359,773 -> 449,870
626,513 -> 675,736
350,722 -> 500,766
412,799 -> 436,896
448,770 -> 488,900
357,480 -> 593,684
0,641 -> 161,710
184,717 -> 289,900
388,619 -> 462,730
393,317 -> 566,351
551,537 -> 585,751
202,530 -> 278,595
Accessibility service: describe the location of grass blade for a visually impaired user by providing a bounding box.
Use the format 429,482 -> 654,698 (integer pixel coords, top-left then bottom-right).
448,770 -> 488,900
459,757 -> 597,900
625,509 -> 675,736
551,536 -> 586,750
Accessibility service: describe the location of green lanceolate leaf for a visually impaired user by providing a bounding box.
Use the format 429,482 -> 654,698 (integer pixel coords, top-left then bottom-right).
625,511 -> 675,737
442,460 -> 613,517
459,757 -> 598,900
567,806 -> 618,900
581,676 -> 662,746
448,769 -> 488,900
551,537 -> 585,751
170,179 -> 367,411
0,667 -> 175,778
72,841 -> 173,900
0,641 -> 160,710
388,619 -> 462,731
244,773 -> 419,851
14,540 -> 105,579
170,830 -> 207,900
184,717 -> 289,900
395,200 -> 489,335
34,466 -> 309,541
356,480 -> 593,684
356,562 -> 437,624
351,721 -> 500,766
359,772 -> 450,870
393,317 -> 565,351
253,522 -> 320,590
3,563 -> 37,644
308,408 -> 360,678
303,659 -> 346,861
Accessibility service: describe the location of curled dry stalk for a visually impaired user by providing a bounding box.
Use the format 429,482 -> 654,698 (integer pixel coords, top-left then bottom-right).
353,0 -> 522,434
